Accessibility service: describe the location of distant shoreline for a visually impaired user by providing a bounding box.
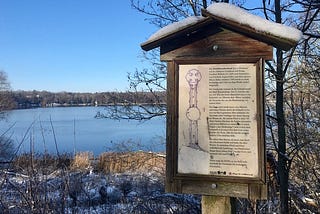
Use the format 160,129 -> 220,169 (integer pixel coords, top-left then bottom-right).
11,102 -> 167,110
6,90 -> 166,110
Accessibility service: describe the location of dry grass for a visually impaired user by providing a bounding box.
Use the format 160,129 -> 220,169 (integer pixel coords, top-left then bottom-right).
11,153 -> 72,173
70,151 -> 93,171
10,151 -> 165,175
97,151 -> 166,174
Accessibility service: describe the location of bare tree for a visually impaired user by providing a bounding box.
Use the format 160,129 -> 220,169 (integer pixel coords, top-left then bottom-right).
0,71 -> 15,162
285,65 -> 320,212
0,70 -> 15,118
98,0 -> 202,120
256,0 -> 319,212
101,0 -> 236,120
0,71 -> 10,91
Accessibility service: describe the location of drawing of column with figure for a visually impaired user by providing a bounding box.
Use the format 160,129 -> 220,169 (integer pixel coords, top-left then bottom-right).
185,69 -> 202,150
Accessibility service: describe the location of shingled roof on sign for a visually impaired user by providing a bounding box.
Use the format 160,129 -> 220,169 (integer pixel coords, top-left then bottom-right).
141,3 -> 302,51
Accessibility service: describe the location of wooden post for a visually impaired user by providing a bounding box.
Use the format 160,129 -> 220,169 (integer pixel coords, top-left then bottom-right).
202,196 -> 231,214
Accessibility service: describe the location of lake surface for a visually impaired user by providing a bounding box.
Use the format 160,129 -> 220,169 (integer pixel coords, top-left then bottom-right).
0,107 -> 166,156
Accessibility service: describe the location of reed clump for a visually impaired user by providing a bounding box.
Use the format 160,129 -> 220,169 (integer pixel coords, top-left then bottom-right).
70,151 -> 93,171
97,151 -> 165,174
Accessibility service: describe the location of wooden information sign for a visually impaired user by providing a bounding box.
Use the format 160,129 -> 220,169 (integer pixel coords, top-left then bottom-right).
177,61 -> 265,183
164,59 -> 267,199
141,3 -> 299,201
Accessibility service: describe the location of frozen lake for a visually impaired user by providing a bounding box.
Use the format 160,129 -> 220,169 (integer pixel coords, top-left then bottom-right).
0,107 -> 166,156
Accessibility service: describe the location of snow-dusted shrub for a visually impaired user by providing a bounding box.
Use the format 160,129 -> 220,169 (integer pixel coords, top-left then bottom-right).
68,173 -> 83,206
119,179 -> 133,197
0,136 -> 14,162
131,194 -> 201,213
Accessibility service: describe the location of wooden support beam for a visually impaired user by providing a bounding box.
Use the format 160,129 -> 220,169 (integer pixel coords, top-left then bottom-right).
202,196 -> 231,214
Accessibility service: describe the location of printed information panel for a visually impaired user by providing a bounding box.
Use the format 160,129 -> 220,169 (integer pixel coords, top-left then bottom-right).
178,63 -> 259,178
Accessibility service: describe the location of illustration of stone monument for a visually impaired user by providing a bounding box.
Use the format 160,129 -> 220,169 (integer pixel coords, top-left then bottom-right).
185,69 -> 202,150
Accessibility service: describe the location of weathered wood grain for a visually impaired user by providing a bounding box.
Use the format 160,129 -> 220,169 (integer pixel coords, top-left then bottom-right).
161,29 -> 273,61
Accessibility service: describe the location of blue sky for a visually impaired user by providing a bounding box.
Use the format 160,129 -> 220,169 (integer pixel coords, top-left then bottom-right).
0,0 -> 157,92
0,1 -> 264,93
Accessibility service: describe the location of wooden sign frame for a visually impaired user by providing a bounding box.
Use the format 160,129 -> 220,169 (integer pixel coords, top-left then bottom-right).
166,58 -> 266,199
140,6 -> 299,200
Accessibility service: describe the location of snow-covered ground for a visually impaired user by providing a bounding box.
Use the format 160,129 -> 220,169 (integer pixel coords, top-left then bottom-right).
0,167 -> 201,213
1,151 -> 318,213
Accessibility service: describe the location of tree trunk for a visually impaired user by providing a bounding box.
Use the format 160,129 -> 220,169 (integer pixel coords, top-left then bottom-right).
274,0 -> 289,212
276,48 -> 289,213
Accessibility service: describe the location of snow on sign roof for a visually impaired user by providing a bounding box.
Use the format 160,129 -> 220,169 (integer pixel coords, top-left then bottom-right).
147,16 -> 206,42
141,3 -> 302,51
206,3 -> 302,43
140,16 -> 209,50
